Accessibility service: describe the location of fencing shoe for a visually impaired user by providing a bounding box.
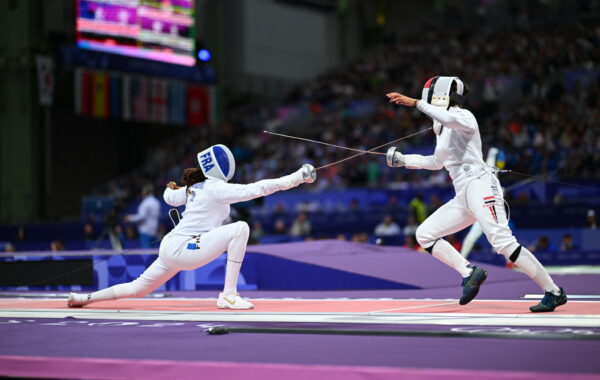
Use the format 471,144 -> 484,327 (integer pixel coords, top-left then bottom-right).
459,266 -> 488,305
217,292 -> 254,310
530,288 -> 567,312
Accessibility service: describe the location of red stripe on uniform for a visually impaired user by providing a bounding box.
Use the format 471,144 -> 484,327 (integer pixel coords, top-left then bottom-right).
488,206 -> 499,223
483,196 -> 495,200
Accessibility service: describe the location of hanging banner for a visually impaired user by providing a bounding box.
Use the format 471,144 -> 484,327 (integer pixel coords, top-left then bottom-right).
36,55 -> 54,106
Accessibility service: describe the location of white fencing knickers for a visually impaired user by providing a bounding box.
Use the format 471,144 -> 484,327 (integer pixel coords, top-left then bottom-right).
83,221 -> 250,304
415,172 -> 560,293
416,172 -> 518,256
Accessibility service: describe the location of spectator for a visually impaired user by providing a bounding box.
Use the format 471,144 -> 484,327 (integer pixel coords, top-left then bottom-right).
250,221 -> 264,244
409,194 -> 427,223
429,194 -> 443,213
290,212 -> 312,237
560,234 -> 576,251
374,215 -> 401,236
274,219 -> 287,235
447,234 -> 462,251
50,240 -> 65,252
104,208 -> 122,251
351,232 -> 369,243
3,243 -> 16,252
383,195 -> 402,213
83,223 -> 96,241
349,198 -> 361,213
125,184 -> 161,248
529,236 -> 554,253
587,210 -> 597,229
17,226 -> 25,242
403,235 -> 419,250
125,225 -> 137,240
403,215 -> 418,238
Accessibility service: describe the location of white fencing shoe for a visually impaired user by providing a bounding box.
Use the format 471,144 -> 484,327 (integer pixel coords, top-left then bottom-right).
217,292 -> 254,310
67,293 -> 89,308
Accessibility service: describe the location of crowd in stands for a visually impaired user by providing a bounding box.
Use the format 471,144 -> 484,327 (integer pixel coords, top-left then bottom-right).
88,3 -> 598,212
4,2 -> 597,253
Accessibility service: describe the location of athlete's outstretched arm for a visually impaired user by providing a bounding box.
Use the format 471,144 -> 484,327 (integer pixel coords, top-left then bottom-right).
386,92 -> 473,132
209,165 -> 316,204
386,146 -> 443,170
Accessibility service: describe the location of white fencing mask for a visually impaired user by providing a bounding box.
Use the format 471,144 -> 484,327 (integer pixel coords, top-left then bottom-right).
421,76 -> 465,134
197,144 -> 236,181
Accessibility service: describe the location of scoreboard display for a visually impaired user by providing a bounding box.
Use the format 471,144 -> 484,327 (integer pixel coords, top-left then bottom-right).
76,0 -> 196,66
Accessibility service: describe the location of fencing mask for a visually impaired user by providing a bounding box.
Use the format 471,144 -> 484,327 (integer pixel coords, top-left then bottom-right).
421,76 -> 466,135
197,144 -> 236,181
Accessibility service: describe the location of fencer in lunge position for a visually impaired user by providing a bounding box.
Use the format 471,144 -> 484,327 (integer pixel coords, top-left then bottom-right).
386,77 -> 567,312
68,144 -> 317,309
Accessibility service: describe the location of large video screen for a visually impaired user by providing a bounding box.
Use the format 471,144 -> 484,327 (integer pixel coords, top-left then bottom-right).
76,0 -> 195,66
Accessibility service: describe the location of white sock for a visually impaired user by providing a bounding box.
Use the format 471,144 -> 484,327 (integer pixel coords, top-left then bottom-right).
223,260 -> 242,294
431,239 -> 473,278
222,222 -> 249,294
512,246 -> 560,295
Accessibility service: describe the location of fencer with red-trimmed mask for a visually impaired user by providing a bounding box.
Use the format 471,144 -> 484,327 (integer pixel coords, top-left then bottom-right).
386,77 -> 566,312
68,144 -> 317,310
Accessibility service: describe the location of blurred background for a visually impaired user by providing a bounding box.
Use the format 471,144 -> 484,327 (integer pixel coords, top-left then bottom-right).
0,0 -> 598,266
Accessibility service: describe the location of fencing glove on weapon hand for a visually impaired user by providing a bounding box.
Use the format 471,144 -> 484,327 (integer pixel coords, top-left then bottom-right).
386,147 -> 406,168
301,164 -> 317,183
286,164 -> 317,189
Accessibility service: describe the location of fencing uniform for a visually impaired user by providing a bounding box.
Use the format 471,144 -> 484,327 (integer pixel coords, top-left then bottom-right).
387,79 -> 565,310
69,145 -> 316,309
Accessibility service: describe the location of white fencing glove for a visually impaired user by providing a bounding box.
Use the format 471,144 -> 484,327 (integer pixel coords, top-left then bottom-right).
386,147 -> 406,168
300,164 -> 317,183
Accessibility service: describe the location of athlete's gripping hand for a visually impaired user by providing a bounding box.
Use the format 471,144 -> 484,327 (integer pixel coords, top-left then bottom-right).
166,181 -> 180,190
289,164 -> 317,186
386,147 -> 406,168
300,164 -> 317,183
386,92 -> 418,107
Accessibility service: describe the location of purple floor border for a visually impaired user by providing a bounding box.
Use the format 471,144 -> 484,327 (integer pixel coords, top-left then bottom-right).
2,355 -> 599,380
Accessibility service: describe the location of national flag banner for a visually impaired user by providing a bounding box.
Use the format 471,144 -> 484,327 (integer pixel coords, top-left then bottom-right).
92,71 -> 110,118
139,77 -> 149,122
150,78 -> 168,124
74,68 -> 93,116
35,55 -> 54,106
122,74 -> 131,121
132,76 -> 149,122
110,73 -> 122,119
176,81 -> 187,125
74,67 -> 83,114
168,80 -> 185,125
208,86 -> 217,125
187,84 -> 209,126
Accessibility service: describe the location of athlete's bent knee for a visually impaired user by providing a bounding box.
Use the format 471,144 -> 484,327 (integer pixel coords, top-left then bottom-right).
415,225 -> 435,250
236,221 -> 250,237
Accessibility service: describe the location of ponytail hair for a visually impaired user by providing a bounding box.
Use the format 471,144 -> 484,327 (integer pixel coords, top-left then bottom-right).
181,168 -> 206,192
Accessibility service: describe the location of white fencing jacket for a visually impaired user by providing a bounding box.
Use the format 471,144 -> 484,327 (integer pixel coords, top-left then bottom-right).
403,101 -> 487,195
